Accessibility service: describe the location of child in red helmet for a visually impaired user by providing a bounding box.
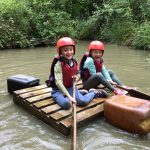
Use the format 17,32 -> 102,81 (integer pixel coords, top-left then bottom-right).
47,37 -> 108,109
80,40 -> 128,95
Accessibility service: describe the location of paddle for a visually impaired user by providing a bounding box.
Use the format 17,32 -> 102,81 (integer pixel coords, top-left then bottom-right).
116,85 -> 150,100
71,76 -> 77,150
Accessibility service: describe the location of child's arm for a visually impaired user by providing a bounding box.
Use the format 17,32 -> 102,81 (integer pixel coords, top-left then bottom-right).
54,62 -> 76,104
54,61 -> 70,95
74,65 -> 80,82
83,57 -> 96,75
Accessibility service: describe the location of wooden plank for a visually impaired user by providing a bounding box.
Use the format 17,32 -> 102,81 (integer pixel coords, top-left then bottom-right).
59,103 -> 104,128
41,104 -> 62,114
14,84 -> 47,95
26,93 -> 51,103
33,98 -> 55,109
20,88 -> 52,99
49,98 -> 105,121
13,95 -> 69,136
12,82 -> 112,136
50,108 -> 72,121
13,81 -> 105,96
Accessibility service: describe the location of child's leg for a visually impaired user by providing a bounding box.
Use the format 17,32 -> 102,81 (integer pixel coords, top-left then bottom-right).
83,74 -> 100,89
67,87 -> 95,106
75,87 -> 95,106
108,69 -> 124,86
52,90 -> 71,109
83,73 -> 115,92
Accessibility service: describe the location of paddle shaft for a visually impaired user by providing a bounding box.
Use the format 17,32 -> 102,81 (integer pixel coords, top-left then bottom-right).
71,77 -> 77,150
116,85 -> 150,100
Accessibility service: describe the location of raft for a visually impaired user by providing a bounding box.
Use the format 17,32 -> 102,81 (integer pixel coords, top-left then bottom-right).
13,82 -> 109,136
11,75 -> 150,135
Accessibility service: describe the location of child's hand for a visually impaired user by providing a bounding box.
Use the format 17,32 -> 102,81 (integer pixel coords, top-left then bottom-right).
69,97 -> 76,104
73,75 -> 80,82
108,80 -> 117,85
68,95 -> 76,105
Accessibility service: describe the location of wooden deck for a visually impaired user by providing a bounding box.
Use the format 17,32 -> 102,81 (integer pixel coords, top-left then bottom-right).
13,83 -> 111,136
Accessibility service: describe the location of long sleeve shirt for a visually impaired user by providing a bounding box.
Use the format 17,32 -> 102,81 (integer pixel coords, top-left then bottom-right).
54,60 -> 80,96
83,57 -> 112,81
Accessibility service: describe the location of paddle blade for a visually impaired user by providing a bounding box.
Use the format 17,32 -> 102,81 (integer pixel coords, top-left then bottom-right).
127,89 -> 150,100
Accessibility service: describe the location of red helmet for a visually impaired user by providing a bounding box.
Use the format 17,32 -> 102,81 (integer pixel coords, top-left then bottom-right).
88,41 -> 105,53
56,37 -> 75,55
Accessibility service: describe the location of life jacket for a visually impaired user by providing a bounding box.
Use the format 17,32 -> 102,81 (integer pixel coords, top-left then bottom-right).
49,56 -> 78,88
80,53 -> 103,80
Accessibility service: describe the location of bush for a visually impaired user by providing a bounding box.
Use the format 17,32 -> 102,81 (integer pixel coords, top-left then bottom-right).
32,11 -> 77,43
131,22 -> 150,50
0,0 -> 31,48
0,0 -> 78,48
108,21 -> 135,45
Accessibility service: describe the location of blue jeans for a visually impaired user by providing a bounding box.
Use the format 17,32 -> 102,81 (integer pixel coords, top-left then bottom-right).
52,87 -> 95,109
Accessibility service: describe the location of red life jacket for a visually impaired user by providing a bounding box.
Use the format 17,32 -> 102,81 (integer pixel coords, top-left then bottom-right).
80,53 -> 103,80
62,61 -> 77,88
49,56 -> 78,88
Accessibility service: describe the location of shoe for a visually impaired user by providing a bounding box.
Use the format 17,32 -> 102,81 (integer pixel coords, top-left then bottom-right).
90,89 -> 108,98
114,88 -> 128,95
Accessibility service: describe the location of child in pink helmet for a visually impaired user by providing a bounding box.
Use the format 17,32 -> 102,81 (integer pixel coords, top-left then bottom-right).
80,40 -> 128,95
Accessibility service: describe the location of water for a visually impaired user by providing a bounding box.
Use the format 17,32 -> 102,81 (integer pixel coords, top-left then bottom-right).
0,41 -> 150,150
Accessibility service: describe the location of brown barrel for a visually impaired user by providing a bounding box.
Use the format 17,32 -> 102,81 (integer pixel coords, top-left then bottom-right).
104,95 -> 150,135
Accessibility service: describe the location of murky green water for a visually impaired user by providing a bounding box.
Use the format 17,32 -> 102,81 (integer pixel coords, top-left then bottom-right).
0,41 -> 150,150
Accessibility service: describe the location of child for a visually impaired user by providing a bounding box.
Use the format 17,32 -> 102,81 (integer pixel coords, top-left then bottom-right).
47,37 -> 108,109
80,40 -> 128,95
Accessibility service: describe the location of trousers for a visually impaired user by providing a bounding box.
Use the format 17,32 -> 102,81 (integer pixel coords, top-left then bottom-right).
83,70 -> 124,92
52,87 -> 95,109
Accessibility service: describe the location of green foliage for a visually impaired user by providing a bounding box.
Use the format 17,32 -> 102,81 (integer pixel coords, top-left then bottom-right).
0,0 -> 150,50
0,0 -> 78,48
79,4 -> 114,40
107,21 -> 135,45
30,10 -> 77,42
129,0 -> 150,22
50,0 -> 102,19
0,0 -> 31,48
79,0 -> 150,50
78,18 -> 98,40
131,22 -> 150,50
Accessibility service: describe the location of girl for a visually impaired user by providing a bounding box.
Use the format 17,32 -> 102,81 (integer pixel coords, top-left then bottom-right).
80,40 -> 128,95
47,37 -> 107,109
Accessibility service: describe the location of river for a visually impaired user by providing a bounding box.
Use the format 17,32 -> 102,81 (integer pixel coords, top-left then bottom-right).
0,41 -> 150,150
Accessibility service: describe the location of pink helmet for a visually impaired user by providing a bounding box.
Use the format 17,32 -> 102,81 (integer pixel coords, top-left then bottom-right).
88,41 -> 105,53
56,37 -> 75,55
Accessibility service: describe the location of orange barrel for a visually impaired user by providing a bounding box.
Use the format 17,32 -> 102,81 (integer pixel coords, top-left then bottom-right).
104,95 -> 150,135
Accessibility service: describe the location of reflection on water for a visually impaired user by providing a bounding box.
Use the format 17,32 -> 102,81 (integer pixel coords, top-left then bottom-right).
0,41 -> 150,149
